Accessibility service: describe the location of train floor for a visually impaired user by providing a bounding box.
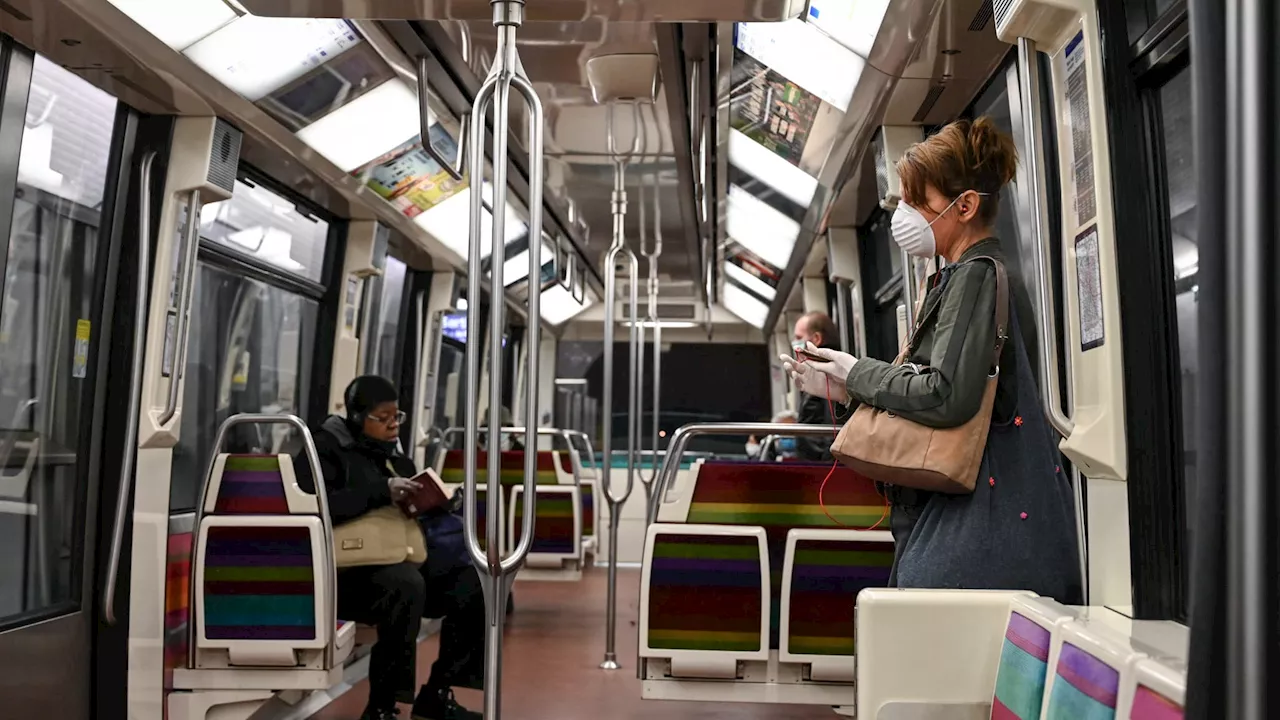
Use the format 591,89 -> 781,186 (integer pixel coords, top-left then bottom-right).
310,567 -> 832,720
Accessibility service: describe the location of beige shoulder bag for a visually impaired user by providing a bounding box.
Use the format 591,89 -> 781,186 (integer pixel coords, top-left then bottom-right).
830,256 -> 1009,494
332,461 -> 428,568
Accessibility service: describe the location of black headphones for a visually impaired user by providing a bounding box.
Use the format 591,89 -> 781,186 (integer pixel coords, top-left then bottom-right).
344,378 -> 368,424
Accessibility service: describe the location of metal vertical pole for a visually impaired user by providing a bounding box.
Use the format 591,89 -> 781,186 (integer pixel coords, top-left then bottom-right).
600,100 -> 642,670
639,104 -> 664,518
456,2 -> 543,716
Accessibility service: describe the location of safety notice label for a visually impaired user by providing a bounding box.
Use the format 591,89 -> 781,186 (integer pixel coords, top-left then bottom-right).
1075,225 -> 1105,351
1065,32 -> 1097,227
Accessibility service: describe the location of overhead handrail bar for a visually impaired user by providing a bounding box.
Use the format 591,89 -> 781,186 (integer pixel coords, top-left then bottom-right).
1016,39 -> 1085,602
158,189 -> 202,426
601,98 -> 644,672
458,3 -> 543,716
186,414 -> 333,666
417,55 -> 469,182
647,423 -> 842,527
104,151 -> 156,625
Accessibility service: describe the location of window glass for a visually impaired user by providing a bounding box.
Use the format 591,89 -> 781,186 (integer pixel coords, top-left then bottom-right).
199,178 -> 330,282
169,264 -> 318,512
1157,69 -> 1197,593
373,255 -> 406,380
0,55 -> 118,619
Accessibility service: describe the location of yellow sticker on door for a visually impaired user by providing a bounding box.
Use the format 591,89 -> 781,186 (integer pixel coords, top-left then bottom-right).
73,319 -> 91,379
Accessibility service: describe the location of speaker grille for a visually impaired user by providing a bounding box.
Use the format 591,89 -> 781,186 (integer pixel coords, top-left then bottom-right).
992,0 -> 1015,28
207,119 -> 242,194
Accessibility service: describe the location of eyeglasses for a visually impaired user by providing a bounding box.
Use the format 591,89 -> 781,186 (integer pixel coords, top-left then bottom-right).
369,411 -> 407,425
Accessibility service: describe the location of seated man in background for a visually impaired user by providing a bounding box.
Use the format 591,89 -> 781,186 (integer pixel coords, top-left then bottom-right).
295,375 -> 484,720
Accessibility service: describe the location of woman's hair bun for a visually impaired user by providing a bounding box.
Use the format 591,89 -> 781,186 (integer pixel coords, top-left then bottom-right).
967,116 -> 1018,188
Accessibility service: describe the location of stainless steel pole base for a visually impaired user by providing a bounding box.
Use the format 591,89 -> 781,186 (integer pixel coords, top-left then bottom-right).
599,656 -> 620,670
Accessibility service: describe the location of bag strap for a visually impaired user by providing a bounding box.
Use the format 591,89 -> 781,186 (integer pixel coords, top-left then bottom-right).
901,255 -> 1009,370
972,255 -> 1010,370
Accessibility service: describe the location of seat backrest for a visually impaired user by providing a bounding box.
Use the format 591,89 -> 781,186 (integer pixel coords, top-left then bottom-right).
1126,657 -> 1185,720
439,450 -> 560,487
681,461 -> 886,647
1043,620 -> 1137,720
779,529 -> 893,665
193,453 -> 327,667
992,596 -> 1080,718
642,526 -> 769,658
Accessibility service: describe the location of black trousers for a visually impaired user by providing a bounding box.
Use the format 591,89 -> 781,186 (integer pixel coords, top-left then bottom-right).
337,562 -> 486,709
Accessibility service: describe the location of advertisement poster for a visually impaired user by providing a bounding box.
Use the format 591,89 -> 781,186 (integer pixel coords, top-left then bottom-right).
357,123 -> 467,218
729,49 -> 821,167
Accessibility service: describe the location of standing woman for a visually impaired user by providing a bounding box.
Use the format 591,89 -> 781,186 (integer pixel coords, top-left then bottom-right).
783,117 -> 1082,603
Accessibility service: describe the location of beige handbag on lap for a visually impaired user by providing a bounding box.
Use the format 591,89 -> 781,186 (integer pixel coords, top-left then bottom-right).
333,505 -> 427,568
830,256 -> 1009,494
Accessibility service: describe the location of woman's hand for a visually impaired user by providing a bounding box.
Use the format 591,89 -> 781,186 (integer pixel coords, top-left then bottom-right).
780,349 -> 850,403
388,476 -> 422,502
801,342 -> 858,385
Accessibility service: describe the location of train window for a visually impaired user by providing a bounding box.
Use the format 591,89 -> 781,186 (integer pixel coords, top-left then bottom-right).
370,255 -> 407,379
199,178 -> 331,283
169,266 -> 319,512
0,54 -> 118,619
1156,67 -> 1197,573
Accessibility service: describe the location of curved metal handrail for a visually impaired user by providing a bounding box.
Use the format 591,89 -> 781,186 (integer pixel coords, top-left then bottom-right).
442,425 -> 584,482
417,55 -> 469,182
158,189 -> 201,426
647,423 -> 842,527
757,433 -> 779,460
186,414 -> 333,667
104,151 -> 156,625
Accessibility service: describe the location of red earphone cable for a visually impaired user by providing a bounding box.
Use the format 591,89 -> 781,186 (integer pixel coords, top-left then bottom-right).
817,373 -> 890,531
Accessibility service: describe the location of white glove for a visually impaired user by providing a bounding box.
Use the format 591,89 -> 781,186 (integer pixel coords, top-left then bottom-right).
801,342 -> 858,386
780,347 -> 850,404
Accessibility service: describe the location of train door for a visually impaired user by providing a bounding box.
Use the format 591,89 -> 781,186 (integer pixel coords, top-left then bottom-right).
0,44 -> 129,712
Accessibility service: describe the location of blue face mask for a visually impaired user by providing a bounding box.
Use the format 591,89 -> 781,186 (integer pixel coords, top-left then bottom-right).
777,437 -> 797,452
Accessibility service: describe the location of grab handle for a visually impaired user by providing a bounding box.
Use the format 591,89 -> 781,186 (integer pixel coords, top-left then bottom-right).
157,189 -> 201,426
417,55 -> 468,182
103,151 -> 156,625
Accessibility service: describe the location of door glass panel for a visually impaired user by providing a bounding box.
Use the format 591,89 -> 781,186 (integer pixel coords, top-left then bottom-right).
1156,69 -> 1196,585
372,255 -> 406,379
0,55 -> 118,621
169,264 -> 319,512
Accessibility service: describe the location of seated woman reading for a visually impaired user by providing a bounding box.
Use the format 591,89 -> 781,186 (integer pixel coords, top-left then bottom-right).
294,375 -> 484,720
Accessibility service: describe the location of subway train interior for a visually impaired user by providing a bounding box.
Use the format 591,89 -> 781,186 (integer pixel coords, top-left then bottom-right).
0,0 -> 1268,718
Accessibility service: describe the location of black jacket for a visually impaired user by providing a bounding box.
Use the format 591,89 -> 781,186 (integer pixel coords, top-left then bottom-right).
796,390 -> 835,462
294,415 -> 417,526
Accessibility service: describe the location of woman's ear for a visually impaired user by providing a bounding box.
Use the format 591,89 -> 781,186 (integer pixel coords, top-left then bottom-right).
958,191 -> 981,222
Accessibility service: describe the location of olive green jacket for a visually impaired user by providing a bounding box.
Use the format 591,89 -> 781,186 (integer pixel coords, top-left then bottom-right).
839,238 -> 1017,428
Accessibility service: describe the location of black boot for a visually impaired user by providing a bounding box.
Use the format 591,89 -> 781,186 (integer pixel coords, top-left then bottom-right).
411,688 -> 481,720
360,706 -> 400,720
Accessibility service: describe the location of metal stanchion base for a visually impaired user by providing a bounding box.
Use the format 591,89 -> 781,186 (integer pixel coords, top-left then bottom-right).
599,659 -> 621,670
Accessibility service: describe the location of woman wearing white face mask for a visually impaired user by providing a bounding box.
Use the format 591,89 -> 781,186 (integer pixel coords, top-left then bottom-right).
780,118 -> 1081,604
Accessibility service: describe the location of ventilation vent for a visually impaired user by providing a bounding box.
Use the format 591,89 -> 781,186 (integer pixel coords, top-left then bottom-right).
912,84 -> 946,123
968,0 -> 993,31
992,0 -> 1016,28
207,119 -> 242,195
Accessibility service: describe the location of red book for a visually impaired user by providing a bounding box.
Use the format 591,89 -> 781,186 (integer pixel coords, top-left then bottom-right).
398,467 -> 452,518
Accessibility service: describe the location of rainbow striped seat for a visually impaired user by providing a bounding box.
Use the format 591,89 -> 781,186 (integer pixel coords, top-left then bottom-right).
778,528 -> 894,682
510,484 -> 582,571
440,449 -> 586,577
992,596 -> 1079,719
1125,657 -> 1185,720
639,525 -> 770,676
187,453 -> 345,672
667,462 -> 890,648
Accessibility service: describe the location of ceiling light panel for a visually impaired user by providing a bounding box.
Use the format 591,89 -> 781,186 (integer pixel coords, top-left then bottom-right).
109,0 -> 237,51
728,128 -> 820,205
296,79 -> 422,172
184,17 -> 363,101
541,283 -> 593,326
726,185 -> 800,269
721,282 -> 769,329
724,261 -> 777,301
735,18 -> 863,111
